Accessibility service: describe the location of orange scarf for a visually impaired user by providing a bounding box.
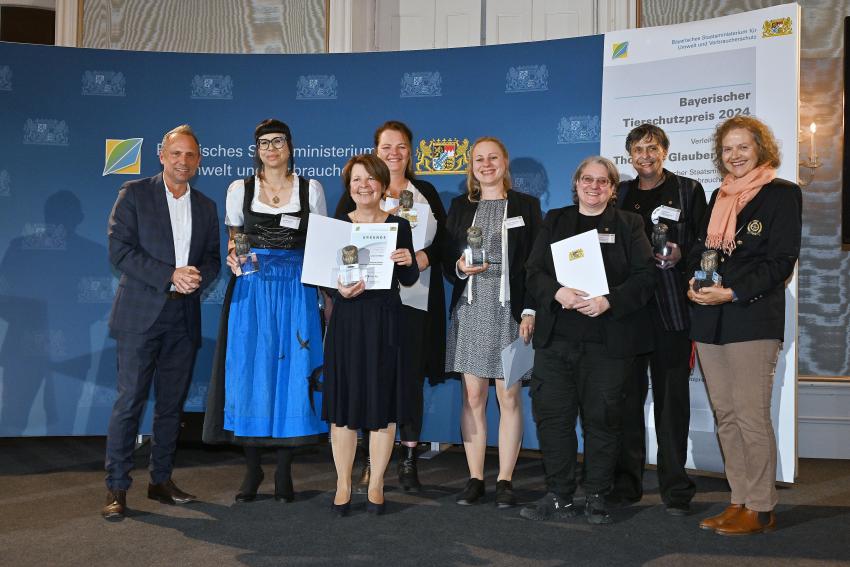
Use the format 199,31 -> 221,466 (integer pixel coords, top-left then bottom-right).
705,165 -> 776,254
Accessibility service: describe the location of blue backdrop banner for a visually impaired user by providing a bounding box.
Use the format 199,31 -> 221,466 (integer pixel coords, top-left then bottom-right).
0,36 -> 602,440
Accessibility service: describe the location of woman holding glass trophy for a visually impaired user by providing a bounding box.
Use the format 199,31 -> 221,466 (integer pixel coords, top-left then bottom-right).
444,137 -> 542,509
334,120 -> 448,492
322,153 -> 419,516
203,119 -> 329,504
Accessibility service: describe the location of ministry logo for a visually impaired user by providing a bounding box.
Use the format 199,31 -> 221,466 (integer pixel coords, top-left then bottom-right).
103,138 -> 143,176
21,223 -> 67,250
415,138 -> 470,175
191,75 -> 233,99
0,65 -> 11,91
0,170 -> 9,197
762,17 -> 792,38
23,119 -> 69,146
505,65 -> 549,93
296,75 -> 338,100
400,72 -> 442,98
82,71 -> 126,96
612,42 -> 629,59
77,277 -> 117,303
557,115 -> 600,144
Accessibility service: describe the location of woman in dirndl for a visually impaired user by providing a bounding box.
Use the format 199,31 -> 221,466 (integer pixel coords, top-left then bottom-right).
203,118 -> 328,503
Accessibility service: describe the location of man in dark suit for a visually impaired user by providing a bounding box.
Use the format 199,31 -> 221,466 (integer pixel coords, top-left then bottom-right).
101,125 -> 220,520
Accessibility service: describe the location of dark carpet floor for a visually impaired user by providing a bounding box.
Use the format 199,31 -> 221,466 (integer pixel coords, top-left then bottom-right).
1,437 -> 849,567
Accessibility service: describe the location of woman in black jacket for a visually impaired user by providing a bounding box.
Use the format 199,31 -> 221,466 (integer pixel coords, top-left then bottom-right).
334,120 -> 447,492
521,156 -> 655,524
687,116 -> 801,536
444,137 -> 542,508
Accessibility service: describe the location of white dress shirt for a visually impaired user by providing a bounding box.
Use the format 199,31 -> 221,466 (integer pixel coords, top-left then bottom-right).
163,180 -> 192,289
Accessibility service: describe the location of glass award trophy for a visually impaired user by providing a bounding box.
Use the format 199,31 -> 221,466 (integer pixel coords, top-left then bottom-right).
464,226 -> 487,266
693,249 -> 722,290
339,245 -> 361,286
397,189 -> 418,228
652,222 -> 670,267
233,233 -> 259,276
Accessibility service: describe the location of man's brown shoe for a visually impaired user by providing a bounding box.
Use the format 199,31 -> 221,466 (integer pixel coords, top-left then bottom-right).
148,479 -> 197,505
102,489 -> 126,521
699,504 -> 743,531
715,508 -> 775,536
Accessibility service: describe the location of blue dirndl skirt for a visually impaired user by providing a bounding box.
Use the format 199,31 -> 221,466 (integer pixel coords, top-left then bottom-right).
224,248 -> 328,439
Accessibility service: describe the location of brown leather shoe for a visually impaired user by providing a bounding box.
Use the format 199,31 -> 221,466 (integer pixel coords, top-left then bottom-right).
715,508 -> 775,536
102,489 -> 126,521
699,504 -> 744,531
148,479 -> 197,505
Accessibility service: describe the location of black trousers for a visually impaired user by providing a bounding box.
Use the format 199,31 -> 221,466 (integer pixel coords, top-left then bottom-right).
612,307 -> 696,505
105,299 -> 197,490
530,340 -> 630,498
399,306 -> 426,442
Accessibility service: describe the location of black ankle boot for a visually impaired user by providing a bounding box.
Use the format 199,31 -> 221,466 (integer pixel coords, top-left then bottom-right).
236,447 -> 264,502
397,445 -> 422,492
274,448 -> 295,502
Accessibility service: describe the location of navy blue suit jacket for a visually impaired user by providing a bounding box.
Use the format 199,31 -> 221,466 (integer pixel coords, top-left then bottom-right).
107,173 -> 220,345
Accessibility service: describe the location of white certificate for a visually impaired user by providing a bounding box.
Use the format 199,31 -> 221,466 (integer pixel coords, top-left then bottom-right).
550,229 -> 609,298
350,222 -> 399,290
501,336 -> 535,389
301,214 -> 399,290
302,214 -> 353,288
399,203 -> 437,311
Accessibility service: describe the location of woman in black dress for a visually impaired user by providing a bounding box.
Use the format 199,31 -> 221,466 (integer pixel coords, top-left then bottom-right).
335,120 -> 447,491
323,154 -> 419,515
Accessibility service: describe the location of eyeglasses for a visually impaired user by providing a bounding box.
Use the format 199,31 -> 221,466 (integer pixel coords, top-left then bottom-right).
257,136 -> 287,150
579,175 -> 611,188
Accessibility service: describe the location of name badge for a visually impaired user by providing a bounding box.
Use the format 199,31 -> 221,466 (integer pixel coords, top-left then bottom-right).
280,214 -> 301,229
598,233 -> 616,244
504,216 -> 525,229
651,205 -> 681,224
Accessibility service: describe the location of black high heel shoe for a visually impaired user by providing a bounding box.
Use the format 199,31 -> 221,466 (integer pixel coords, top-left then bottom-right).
235,469 -> 264,503
332,500 -> 351,517
366,499 -> 386,515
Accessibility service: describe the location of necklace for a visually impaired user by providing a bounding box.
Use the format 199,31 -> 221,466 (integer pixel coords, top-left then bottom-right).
262,177 -> 291,205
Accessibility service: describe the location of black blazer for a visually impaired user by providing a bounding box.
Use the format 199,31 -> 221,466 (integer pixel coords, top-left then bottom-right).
335,178 -> 448,380
443,190 -> 542,323
618,171 -> 707,331
526,204 -> 656,357
688,178 -> 802,345
107,173 -> 220,345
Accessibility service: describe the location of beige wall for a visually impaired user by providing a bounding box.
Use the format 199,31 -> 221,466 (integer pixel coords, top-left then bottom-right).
643,0 -> 848,377
80,0 -> 326,53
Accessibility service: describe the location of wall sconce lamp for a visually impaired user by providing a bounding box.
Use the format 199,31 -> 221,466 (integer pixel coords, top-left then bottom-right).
799,121 -> 822,186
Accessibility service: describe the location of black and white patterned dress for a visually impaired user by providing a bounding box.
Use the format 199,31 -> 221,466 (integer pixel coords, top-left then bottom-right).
445,199 -> 526,380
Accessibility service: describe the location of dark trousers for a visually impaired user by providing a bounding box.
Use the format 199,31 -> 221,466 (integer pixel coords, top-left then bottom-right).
612,307 -> 695,505
399,306 -> 426,442
530,340 -> 630,497
105,299 -> 197,490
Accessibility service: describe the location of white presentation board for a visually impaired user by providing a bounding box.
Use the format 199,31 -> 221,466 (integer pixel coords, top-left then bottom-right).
600,3 -> 801,483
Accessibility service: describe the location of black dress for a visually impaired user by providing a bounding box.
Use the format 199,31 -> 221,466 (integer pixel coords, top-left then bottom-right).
321,213 -> 419,430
